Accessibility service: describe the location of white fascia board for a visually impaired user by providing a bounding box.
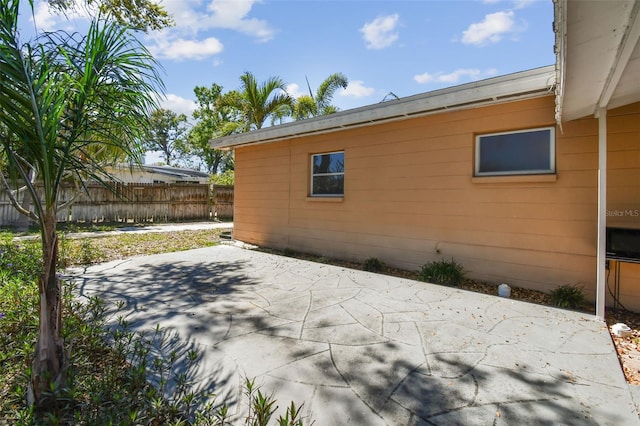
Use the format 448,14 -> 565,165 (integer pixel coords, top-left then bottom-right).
553,0 -> 567,127
598,0 -> 640,110
211,65 -> 556,149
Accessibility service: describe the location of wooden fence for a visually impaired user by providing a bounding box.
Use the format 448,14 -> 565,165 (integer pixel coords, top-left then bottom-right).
71,183 -> 211,222
0,182 -> 217,226
211,185 -> 234,220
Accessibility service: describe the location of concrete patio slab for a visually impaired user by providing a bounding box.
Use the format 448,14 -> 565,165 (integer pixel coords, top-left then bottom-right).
70,245 -> 639,425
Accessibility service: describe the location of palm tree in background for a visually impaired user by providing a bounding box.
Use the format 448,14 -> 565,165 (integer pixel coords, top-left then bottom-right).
221,71 -> 294,131
0,0 -> 163,405
292,72 -> 348,120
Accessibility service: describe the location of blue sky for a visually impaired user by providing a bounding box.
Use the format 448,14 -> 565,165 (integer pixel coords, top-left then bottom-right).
21,0 -> 554,163
23,0 -> 555,113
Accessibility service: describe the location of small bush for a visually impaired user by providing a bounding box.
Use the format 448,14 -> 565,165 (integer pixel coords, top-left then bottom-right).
363,257 -> 385,273
419,258 -> 465,286
550,284 -> 585,309
282,248 -> 295,257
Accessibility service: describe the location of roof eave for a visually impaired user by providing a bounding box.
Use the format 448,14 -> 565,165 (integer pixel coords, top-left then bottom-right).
211,65 -> 556,150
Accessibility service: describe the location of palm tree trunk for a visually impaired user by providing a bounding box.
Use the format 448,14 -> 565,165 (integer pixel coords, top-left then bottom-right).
28,211 -> 65,407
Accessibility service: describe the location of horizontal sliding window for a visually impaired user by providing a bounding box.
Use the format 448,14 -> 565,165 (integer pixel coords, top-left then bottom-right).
311,151 -> 344,197
475,127 -> 555,176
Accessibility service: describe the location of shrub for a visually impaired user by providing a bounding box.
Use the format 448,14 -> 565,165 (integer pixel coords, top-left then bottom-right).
419,258 -> 465,286
550,284 -> 585,309
210,170 -> 234,186
282,247 -> 295,257
363,257 -> 385,273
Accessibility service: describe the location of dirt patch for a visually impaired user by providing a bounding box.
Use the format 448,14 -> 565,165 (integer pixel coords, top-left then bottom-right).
606,309 -> 640,386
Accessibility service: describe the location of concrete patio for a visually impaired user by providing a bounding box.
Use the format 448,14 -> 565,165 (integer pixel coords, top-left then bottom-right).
71,244 -> 639,425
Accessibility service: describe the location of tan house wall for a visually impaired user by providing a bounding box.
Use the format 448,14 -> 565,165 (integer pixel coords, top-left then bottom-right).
233,96 -> 640,308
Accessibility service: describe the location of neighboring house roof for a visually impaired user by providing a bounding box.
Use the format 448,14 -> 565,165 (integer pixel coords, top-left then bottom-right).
211,66 -> 556,150
103,165 -> 209,184
141,165 -> 209,180
554,0 -> 640,122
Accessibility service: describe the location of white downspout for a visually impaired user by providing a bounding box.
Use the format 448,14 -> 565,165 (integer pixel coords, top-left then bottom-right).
595,107 -> 607,320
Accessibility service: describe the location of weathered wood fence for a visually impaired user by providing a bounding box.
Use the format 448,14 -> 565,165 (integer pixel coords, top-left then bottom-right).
211,185 -> 234,220
71,183 -> 211,222
0,182 -> 236,226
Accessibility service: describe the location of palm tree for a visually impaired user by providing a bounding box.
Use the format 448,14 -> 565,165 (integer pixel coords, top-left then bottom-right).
292,73 -> 348,120
0,0 -> 163,405
223,71 -> 294,131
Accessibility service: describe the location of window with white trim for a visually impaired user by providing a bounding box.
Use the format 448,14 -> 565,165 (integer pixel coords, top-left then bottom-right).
475,127 -> 555,176
311,151 -> 344,196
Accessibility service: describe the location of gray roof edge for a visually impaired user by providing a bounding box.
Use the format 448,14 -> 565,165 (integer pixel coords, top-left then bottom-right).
142,165 -> 210,178
211,65 -> 556,149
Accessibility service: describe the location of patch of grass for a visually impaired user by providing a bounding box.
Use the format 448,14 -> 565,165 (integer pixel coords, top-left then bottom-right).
363,257 -> 385,273
61,229 -> 222,267
419,258 -> 465,286
550,284 -> 585,309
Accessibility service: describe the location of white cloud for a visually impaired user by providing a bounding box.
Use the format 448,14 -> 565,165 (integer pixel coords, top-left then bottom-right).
340,80 -> 375,98
461,11 -> 515,45
161,94 -> 198,116
150,37 -> 224,61
360,13 -> 400,50
31,2 -> 60,31
286,83 -> 307,98
413,68 -> 498,84
30,0 -> 91,32
513,0 -> 536,9
144,0 -> 274,62
206,0 -> 274,42
159,0 -> 274,42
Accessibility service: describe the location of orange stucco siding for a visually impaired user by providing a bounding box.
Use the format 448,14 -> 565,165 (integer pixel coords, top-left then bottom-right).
233,96 -> 640,308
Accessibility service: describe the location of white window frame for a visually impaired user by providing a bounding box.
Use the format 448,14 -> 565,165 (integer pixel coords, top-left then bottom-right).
310,150 -> 344,197
475,127 -> 556,176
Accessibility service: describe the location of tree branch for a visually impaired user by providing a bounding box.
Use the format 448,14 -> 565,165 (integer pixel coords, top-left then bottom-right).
0,171 -> 39,221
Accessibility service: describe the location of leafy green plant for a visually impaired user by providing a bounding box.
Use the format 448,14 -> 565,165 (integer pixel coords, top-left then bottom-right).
210,170 -> 235,186
550,284 -> 585,309
419,258 -> 465,286
363,257 -> 385,273
0,238 -> 42,279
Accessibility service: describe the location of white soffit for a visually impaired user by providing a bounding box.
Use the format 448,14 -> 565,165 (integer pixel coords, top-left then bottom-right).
211,66 -> 555,149
608,21 -> 640,110
560,0 -> 640,121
